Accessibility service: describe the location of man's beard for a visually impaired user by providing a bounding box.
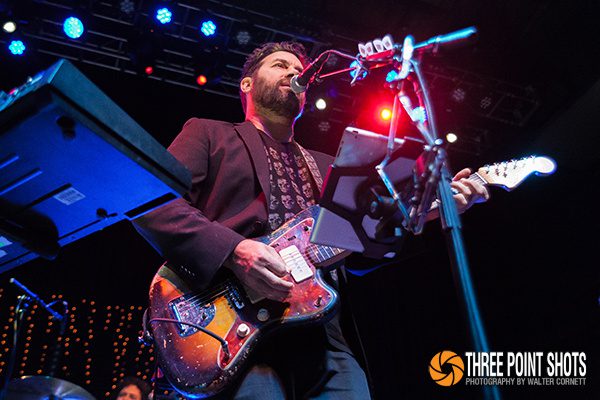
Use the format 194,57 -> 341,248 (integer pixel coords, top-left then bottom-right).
253,76 -> 302,120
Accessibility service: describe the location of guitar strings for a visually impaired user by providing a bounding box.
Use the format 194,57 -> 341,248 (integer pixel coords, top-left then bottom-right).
176,284 -> 230,309
174,245 -> 344,315
173,281 -> 233,314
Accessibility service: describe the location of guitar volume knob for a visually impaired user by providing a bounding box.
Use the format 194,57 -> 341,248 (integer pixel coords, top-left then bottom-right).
236,323 -> 250,338
257,308 -> 270,322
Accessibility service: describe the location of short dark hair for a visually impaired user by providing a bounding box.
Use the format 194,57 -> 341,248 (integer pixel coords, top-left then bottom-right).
114,376 -> 151,400
239,41 -> 310,113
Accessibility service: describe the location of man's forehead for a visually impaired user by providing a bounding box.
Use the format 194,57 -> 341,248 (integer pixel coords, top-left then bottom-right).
261,51 -> 303,68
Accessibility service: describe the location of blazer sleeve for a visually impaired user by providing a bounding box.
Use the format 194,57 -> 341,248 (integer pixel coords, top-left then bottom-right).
132,118 -> 245,285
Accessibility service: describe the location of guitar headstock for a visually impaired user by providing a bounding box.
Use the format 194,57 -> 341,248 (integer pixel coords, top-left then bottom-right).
476,155 -> 556,191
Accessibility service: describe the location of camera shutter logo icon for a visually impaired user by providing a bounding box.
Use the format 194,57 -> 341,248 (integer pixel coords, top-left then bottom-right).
429,350 -> 465,386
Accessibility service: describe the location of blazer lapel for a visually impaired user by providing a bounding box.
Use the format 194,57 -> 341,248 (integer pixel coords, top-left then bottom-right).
234,121 -> 271,205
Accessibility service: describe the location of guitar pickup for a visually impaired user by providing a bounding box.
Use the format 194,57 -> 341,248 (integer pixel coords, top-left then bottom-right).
279,245 -> 313,283
169,296 -> 216,337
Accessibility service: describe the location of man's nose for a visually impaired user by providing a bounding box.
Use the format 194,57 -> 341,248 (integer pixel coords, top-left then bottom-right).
286,66 -> 298,77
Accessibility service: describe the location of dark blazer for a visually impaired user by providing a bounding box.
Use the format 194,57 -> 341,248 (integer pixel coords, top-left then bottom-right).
133,118 -> 334,286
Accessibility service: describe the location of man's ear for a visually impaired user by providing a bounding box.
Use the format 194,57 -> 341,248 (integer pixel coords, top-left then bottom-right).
240,76 -> 252,93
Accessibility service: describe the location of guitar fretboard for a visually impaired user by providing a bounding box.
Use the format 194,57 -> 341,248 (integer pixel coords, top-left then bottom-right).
305,243 -> 345,264
468,173 -> 487,186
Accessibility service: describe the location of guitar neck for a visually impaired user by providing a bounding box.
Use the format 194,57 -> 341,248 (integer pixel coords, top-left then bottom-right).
467,172 -> 488,187
304,243 -> 348,267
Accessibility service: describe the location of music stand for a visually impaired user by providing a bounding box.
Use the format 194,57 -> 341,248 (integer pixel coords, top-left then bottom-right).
311,126 -> 424,259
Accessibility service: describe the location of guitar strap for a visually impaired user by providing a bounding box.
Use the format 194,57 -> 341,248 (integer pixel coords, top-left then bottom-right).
295,142 -> 324,194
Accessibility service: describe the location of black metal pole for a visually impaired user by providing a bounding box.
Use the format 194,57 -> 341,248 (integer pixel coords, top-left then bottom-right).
437,162 -> 501,400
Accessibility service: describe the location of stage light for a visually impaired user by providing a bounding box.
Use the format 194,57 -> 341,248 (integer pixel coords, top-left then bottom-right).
380,107 -> 392,121
446,133 -> 458,143
120,0 -> 135,14
315,98 -> 327,110
196,74 -> 208,86
156,7 -> 172,24
480,96 -> 493,110
63,17 -> 85,39
318,121 -> 331,132
144,66 -> 154,75
8,40 -> 25,55
235,30 -> 251,46
3,21 -> 16,33
200,20 -> 216,37
451,87 -> 466,103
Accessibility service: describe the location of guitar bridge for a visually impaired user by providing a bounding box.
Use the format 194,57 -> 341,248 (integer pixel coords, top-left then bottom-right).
224,283 -> 245,310
169,296 -> 216,337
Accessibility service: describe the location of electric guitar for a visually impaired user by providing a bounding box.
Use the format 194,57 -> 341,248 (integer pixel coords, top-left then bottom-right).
147,155 -> 555,397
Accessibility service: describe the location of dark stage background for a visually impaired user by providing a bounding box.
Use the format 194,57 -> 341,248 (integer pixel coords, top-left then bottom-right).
0,0 -> 599,399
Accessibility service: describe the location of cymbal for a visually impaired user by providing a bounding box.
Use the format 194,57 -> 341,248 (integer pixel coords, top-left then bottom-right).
5,376 -> 96,400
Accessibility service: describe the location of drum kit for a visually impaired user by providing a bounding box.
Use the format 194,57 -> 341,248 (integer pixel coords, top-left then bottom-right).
4,376 -> 95,400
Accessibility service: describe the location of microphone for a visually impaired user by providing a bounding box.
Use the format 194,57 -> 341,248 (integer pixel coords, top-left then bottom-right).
290,52 -> 330,94
10,278 -> 66,321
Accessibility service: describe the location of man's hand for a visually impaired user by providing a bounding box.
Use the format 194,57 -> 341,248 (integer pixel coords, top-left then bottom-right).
451,168 -> 490,213
224,239 -> 292,302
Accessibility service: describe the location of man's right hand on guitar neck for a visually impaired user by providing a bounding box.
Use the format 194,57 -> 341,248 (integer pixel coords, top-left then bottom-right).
224,239 -> 293,302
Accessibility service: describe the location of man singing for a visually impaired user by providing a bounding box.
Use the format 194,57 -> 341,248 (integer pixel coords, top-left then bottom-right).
134,41 -> 488,399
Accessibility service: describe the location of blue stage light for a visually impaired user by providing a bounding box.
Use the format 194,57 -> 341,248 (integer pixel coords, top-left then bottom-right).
156,7 -> 172,24
8,40 -> 26,55
200,20 -> 216,36
63,17 -> 84,39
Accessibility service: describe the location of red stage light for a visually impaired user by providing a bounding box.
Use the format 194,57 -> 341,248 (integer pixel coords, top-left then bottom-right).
144,66 -> 153,75
380,108 -> 392,121
196,75 -> 208,86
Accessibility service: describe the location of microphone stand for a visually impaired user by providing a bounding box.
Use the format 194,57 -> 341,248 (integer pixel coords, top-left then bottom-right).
385,35 -> 501,400
0,279 -> 68,400
307,27 -> 500,400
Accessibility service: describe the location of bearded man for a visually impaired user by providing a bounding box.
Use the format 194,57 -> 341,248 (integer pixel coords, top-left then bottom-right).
134,41 -> 488,399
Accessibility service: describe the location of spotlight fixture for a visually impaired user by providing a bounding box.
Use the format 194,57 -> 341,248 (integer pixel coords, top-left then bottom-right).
451,87 -> 466,103
119,0 -> 135,14
63,17 -> 85,39
480,96 -> 493,110
8,40 -> 26,55
156,7 -> 172,24
446,133 -> 458,143
235,30 -> 251,46
380,108 -> 392,121
318,121 -> 331,132
315,98 -> 327,110
200,20 -> 216,37
196,74 -> 208,86
2,20 -> 17,33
